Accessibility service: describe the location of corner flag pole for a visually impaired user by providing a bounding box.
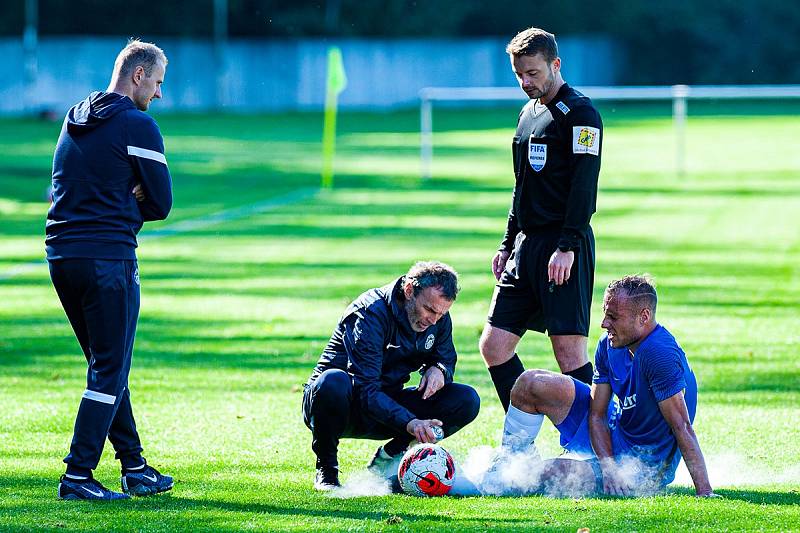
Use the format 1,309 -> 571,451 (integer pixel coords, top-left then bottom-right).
321,47 -> 347,189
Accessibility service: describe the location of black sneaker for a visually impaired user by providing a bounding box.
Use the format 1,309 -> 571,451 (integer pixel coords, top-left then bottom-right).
121,465 -> 173,496
366,445 -> 403,479
58,475 -> 130,500
388,474 -> 404,494
314,465 -> 341,491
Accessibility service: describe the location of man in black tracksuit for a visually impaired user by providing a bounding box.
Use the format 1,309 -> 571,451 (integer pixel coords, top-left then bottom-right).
302,262 -> 480,490
47,40 -> 174,500
480,28 -> 603,413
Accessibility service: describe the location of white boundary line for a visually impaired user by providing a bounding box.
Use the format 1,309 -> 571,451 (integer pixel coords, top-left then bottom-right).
0,187 -> 318,282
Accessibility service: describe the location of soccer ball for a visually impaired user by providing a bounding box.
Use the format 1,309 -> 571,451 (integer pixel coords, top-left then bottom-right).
398,443 -> 455,496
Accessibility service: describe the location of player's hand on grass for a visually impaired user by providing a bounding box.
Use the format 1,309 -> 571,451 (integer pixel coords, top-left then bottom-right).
419,365 -> 445,399
548,249 -> 574,286
600,461 -> 634,496
132,183 -> 146,201
407,418 -> 443,443
492,250 -> 511,280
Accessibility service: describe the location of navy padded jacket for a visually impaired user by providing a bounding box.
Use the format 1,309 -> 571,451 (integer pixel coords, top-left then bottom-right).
309,277 -> 458,432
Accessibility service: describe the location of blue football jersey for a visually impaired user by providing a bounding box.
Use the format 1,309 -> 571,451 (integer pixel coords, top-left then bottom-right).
593,324 -> 697,476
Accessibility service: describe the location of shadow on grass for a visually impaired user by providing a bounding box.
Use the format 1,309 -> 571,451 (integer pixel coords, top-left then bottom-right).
3,474 -> 799,507
668,485 -> 800,505
0,475 -> 541,530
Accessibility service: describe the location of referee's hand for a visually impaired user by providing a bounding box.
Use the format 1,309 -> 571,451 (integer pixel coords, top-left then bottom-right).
548,249 -> 574,286
492,250 -> 511,280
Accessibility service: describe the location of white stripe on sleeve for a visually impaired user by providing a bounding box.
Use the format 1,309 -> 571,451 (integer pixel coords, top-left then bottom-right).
82,389 -> 117,404
127,145 -> 168,166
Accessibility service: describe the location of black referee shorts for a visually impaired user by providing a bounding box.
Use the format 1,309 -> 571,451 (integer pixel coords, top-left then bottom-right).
487,226 -> 595,337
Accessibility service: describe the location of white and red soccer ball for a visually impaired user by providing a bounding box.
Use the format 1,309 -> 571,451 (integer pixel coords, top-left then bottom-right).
398,443 -> 455,496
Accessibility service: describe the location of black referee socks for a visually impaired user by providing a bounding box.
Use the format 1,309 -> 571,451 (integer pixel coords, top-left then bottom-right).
488,354 -> 525,413
564,362 -> 594,385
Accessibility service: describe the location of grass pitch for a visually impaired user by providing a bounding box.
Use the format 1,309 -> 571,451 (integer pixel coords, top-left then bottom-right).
0,101 -> 799,531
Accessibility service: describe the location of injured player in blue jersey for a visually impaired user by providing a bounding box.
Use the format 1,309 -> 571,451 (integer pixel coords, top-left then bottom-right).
449,276 -> 719,498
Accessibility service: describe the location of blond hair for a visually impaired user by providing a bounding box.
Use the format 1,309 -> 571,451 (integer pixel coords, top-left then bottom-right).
114,39 -> 167,77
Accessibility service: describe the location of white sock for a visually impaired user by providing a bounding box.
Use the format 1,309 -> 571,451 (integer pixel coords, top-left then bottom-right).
501,405 -> 544,453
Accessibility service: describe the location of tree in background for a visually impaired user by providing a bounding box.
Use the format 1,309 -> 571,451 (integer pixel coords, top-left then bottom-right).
1,0 -> 798,84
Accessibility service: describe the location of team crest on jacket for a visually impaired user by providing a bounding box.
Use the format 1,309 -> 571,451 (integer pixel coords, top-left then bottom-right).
528,136 -> 547,172
425,334 -> 435,350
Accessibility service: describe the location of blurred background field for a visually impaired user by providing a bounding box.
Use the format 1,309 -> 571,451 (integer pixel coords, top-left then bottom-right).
1,100 -> 799,530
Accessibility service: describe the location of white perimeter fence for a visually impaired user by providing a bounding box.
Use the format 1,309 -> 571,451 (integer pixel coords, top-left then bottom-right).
419,85 -> 800,178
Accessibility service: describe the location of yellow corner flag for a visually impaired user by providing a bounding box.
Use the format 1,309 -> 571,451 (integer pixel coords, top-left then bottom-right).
321,47 -> 347,189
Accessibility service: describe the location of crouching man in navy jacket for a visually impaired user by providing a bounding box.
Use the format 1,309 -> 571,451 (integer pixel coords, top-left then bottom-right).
47,39 -> 174,500
303,261 -> 481,490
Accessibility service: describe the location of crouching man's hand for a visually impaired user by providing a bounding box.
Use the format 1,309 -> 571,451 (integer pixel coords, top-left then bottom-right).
406,419 -> 443,443
419,365 -> 445,399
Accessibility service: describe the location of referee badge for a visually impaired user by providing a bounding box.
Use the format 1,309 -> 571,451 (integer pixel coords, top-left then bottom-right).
528,136 -> 547,172
572,126 -> 600,155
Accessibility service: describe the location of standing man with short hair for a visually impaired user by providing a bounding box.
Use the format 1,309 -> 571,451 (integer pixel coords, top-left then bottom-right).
302,261 -> 480,490
47,39 -> 174,500
481,28 -> 603,412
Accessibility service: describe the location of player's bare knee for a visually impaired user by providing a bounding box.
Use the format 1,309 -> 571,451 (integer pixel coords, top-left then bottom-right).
510,369 -> 550,411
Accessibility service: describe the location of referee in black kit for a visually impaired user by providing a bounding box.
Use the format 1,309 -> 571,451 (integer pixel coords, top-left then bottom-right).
479,28 -> 603,412
46,40 -> 174,500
